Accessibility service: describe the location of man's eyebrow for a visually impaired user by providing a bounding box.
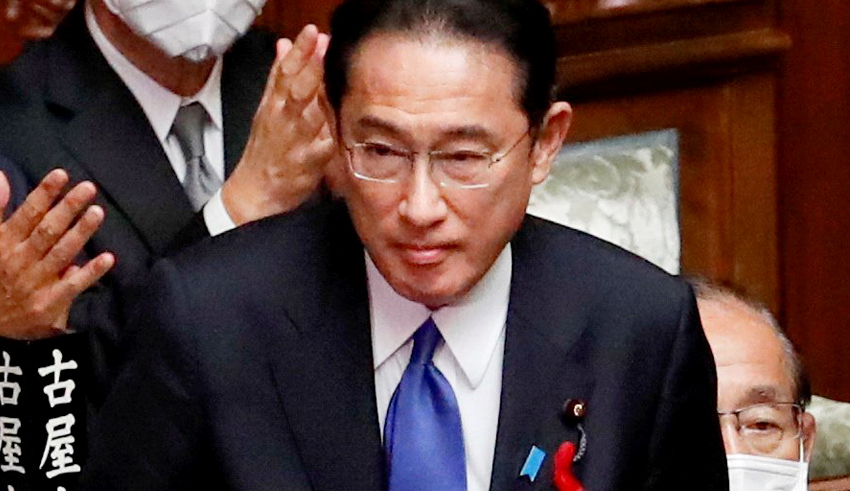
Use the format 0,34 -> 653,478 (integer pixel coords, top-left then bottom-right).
441,125 -> 494,140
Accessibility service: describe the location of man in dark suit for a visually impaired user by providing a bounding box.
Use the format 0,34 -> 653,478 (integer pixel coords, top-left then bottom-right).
83,0 -> 729,489
0,0 -> 332,399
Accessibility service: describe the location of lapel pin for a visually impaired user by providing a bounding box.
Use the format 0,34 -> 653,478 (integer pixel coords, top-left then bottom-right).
560,398 -> 586,425
519,445 -> 546,482
559,398 -> 588,463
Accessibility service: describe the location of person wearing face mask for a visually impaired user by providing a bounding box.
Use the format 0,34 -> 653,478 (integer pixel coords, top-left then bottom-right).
0,0 -> 333,403
694,280 -> 817,491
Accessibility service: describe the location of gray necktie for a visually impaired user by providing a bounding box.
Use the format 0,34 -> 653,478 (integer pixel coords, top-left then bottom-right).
172,102 -> 222,211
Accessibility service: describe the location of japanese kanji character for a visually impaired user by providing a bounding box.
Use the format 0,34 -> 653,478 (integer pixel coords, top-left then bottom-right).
0,417 -> 24,474
39,414 -> 80,479
37,350 -> 77,408
0,353 -> 22,406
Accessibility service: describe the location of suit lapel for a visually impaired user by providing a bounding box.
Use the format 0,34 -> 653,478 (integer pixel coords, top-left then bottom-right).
491,218 -> 595,491
57,91 -> 194,255
43,9 -> 194,255
266,209 -> 385,491
266,213 -> 597,491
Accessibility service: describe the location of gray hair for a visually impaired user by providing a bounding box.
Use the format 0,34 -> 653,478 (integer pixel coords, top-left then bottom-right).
689,278 -> 812,407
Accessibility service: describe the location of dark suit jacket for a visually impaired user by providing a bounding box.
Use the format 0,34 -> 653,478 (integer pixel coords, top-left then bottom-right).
0,155 -> 27,217
0,4 -> 275,400
82,202 -> 728,491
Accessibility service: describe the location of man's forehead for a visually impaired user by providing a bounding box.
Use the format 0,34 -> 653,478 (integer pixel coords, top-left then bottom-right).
342,33 -> 523,115
738,385 -> 787,406
701,298 -> 772,346
337,40 -> 528,153
702,301 -> 781,366
701,298 -> 798,407
717,367 -> 797,410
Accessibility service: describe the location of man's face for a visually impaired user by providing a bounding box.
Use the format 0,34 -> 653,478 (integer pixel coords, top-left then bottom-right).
700,298 -> 815,461
333,33 -> 569,308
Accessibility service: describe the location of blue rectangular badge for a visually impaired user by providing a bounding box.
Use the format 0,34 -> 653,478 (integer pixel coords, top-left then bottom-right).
519,446 -> 547,482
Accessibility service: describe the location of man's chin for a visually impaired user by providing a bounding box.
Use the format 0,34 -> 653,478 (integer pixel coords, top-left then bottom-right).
373,253 -> 468,307
390,277 -> 467,310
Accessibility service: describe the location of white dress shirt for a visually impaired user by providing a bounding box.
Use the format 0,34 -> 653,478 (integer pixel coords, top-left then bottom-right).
85,4 -> 236,236
368,246 -> 511,491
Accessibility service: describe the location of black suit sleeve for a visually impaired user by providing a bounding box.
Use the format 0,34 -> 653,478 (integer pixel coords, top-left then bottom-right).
68,208 -> 211,407
166,210 -> 213,254
643,286 -> 729,490
81,259 -> 214,491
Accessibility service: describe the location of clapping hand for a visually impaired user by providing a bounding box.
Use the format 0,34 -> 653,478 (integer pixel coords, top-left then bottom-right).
0,169 -> 114,339
222,24 -> 335,226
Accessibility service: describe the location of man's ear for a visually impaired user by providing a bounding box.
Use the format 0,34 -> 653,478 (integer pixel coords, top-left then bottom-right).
530,101 -> 572,185
802,411 -> 817,462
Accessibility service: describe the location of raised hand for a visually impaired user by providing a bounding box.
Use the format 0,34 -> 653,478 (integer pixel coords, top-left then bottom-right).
0,169 -> 114,339
222,24 -> 335,226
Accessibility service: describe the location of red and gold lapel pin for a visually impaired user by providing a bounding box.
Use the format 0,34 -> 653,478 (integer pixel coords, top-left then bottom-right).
554,398 -> 587,491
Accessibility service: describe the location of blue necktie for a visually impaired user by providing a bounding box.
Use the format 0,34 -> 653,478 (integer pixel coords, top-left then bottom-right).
384,317 -> 467,491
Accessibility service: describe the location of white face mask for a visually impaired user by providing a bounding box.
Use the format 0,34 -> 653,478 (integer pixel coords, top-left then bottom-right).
102,0 -> 267,62
727,440 -> 808,491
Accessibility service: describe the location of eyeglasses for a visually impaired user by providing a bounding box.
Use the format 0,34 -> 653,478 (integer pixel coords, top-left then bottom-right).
343,130 -> 531,189
718,402 -> 804,456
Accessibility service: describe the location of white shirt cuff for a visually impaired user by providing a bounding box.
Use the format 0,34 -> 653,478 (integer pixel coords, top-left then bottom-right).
202,188 -> 237,237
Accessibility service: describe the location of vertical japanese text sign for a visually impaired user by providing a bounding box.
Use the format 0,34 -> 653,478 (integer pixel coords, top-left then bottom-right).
0,334 -> 87,491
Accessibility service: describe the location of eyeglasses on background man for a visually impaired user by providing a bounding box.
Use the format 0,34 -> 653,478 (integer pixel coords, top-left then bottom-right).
695,280 -> 816,491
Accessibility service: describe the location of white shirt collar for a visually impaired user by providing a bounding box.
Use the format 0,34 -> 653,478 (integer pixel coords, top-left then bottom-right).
368,245 -> 512,388
85,2 -> 224,143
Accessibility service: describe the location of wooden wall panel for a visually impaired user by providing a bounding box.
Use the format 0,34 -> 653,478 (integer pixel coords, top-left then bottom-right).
729,74 -> 780,311
778,0 -> 850,401
564,74 -> 780,311
256,0 -> 340,38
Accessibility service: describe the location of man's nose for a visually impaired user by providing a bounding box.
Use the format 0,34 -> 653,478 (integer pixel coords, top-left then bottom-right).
398,158 -> 447,227
719,418 -> 747,455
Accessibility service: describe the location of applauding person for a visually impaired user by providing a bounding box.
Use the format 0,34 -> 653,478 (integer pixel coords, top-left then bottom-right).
1,165 -> 113,339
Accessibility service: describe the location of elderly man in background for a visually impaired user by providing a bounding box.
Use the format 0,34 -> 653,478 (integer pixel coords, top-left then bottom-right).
695,280 -> 816,491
